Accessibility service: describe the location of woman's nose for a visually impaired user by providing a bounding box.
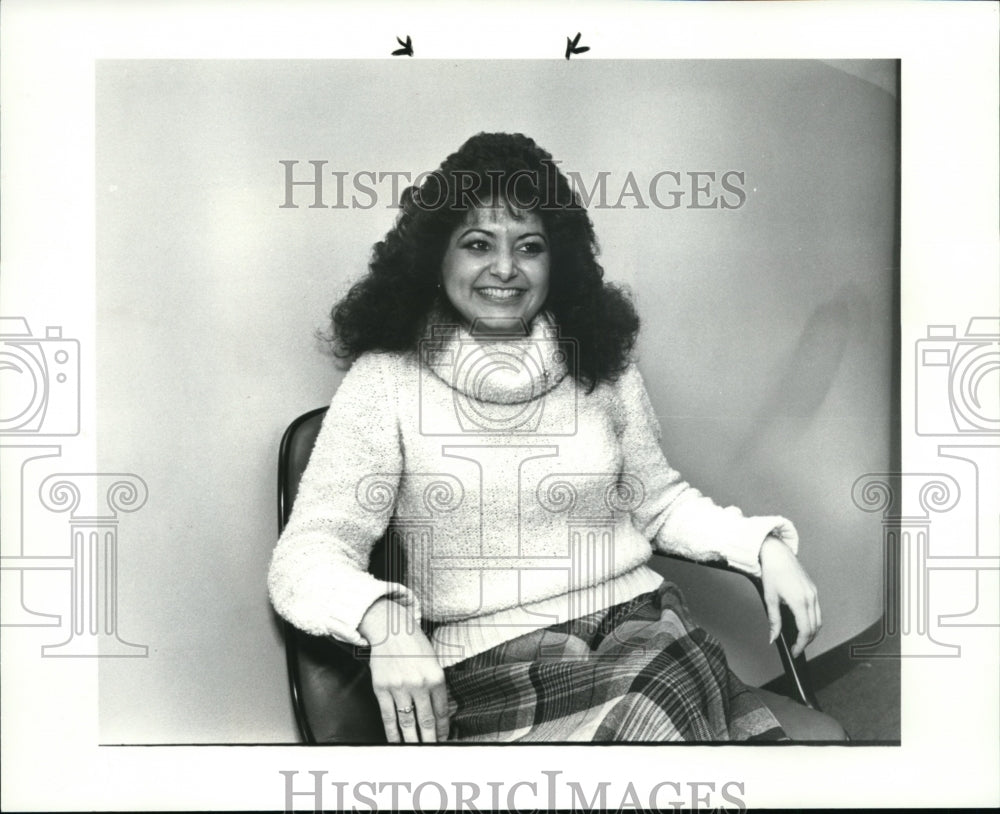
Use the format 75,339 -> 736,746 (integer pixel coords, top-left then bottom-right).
490,248 -> 516,281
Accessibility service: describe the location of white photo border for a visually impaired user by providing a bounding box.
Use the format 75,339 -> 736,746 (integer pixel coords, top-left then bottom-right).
1,0 -> 997,810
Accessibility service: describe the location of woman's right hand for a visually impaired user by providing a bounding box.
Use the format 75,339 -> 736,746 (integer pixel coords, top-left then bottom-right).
358,598 -> 450,743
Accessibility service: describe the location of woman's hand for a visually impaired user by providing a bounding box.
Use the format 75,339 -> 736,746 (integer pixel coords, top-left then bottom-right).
359,598 -> 450,743
758,535 -> 821,658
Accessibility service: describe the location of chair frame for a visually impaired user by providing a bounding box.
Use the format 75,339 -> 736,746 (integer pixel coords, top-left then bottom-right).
277,406 -> 820,744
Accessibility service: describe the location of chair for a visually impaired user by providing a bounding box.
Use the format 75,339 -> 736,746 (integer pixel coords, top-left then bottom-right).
276,406 -> 824,744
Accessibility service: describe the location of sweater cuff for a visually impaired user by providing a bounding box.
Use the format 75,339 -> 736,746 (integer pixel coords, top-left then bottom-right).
269,568 -> 421,647
354,582 -> 423,648
727,515 -> 800,576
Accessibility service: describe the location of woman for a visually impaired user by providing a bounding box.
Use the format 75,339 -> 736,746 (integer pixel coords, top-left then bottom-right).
269,132 -> 843,743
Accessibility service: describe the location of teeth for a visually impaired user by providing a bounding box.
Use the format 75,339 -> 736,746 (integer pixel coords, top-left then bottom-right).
478,288 -> 523,300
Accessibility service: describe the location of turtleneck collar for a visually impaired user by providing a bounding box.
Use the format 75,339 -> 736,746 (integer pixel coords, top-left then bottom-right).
419,310 -> 569,405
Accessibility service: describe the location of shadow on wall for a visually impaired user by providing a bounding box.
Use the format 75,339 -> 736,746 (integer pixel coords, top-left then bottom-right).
731,283 -> 868,463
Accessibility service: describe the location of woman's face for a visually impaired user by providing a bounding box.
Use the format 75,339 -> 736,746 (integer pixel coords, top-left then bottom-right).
440,204 -> 550,335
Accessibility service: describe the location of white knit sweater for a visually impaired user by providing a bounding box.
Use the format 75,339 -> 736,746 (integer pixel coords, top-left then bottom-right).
268,316 -> 798,668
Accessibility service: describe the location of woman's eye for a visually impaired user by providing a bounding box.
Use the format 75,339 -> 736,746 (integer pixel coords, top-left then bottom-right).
462,240 -> 490,252
518,241 -> 546,256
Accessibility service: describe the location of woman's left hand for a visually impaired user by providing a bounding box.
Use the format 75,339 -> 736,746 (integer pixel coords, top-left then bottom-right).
759,535 -> 821,657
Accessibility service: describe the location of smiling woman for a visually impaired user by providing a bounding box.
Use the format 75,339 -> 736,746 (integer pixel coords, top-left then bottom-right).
441,207 -> 550,334
268,131 -> 844,743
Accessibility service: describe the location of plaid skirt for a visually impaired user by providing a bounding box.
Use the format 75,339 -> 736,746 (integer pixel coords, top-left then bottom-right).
444,581 -> 787,742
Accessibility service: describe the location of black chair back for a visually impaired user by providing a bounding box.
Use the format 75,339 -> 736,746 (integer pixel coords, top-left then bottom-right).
277,407 -> 387,743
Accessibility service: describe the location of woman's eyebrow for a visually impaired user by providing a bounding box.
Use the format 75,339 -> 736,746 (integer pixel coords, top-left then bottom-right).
456,227 -> 548,242
457,227 -> 494,240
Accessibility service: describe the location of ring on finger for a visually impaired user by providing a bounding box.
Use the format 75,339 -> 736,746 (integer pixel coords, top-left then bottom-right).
397,705 -> 413,714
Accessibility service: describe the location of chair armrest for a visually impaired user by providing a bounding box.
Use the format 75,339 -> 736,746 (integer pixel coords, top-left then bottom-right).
652,551 -> 821,710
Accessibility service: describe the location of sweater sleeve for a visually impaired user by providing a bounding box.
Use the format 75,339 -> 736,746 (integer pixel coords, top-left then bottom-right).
614,363 -> 799,576
267,352 -> 418,646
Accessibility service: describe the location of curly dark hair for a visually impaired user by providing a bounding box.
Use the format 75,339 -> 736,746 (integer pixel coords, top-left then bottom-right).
329,132 -> 639,389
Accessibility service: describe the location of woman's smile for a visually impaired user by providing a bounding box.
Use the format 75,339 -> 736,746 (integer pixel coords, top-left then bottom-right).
475,286 -> 526,301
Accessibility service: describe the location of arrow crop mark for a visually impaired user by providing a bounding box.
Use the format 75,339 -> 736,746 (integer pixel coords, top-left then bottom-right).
565,32 -> 590,60
392,35 -> 413,57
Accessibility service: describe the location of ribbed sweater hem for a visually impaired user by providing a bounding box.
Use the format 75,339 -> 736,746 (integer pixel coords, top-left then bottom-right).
429,564 -> 665,668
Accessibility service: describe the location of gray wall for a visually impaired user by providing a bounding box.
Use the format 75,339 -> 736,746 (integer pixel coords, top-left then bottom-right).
95,60 -> 897,743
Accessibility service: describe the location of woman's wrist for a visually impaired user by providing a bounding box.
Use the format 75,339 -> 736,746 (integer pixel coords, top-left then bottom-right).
759,533 -> 793,564
358,596 -> 416,644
